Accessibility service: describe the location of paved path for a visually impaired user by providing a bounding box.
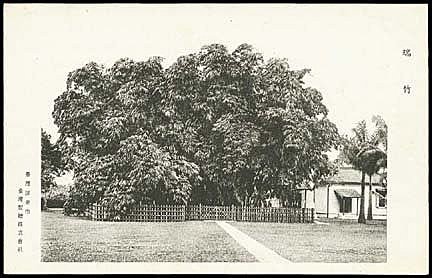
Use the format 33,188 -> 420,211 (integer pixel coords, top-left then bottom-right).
215,221 -> 291,263
314,220 -> 330,225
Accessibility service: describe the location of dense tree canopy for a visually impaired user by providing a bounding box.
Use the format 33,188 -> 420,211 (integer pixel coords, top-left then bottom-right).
53,44 -> 340,216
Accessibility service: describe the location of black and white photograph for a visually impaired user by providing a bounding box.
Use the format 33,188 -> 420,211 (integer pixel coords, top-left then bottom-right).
3,4 -> 428,274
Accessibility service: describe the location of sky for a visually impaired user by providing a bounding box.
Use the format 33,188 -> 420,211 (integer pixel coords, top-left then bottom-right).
4,4 -> 427,158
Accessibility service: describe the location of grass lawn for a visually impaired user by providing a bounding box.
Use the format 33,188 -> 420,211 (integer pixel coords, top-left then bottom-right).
230,218 -> 387,263
41,210 -> 257,262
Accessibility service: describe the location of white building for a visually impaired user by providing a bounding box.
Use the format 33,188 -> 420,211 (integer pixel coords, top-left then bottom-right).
299,166 -> 387,220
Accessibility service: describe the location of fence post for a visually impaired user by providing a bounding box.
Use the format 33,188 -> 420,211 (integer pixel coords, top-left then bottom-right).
231,204 -> 235,221
242,206 -> 245,221
182,205 -> 186,221
311,208 -> 314,223
302,207 -> 305,223
199,203 -> 202,220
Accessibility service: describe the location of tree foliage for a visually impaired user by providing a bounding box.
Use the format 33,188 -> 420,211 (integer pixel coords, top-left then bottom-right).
53,43 -> 340,216
41,128 -> 66,195
340,117 -> 387,180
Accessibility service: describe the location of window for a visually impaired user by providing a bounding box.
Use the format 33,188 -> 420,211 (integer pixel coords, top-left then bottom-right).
340,198 -> 352,213
375,189 -> 387,208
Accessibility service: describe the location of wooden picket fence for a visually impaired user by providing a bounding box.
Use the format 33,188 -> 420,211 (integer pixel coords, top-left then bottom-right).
89,204 -> 186,222
88,203 -> 314,223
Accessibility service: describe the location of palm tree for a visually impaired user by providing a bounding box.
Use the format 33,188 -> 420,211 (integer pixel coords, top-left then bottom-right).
341,116 -> 387,223
364,116 -> 388,220
371,115 -> 388,153
371,115 -> 388,182
359,146 -> 387,220
340,121 -> 369,223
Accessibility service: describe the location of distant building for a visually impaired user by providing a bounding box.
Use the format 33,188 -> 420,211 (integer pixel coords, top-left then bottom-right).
299,166 -> 387,220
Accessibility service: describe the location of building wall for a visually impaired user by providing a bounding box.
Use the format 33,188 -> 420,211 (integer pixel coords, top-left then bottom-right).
301,184 -> 387,219
300,189 -> 316,209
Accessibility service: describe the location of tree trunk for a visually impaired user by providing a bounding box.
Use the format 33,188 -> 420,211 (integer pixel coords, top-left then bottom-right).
41,191 -> 48,211
41,196 -> 47,211
367,175 -> 373,220
358,171 -> 366,223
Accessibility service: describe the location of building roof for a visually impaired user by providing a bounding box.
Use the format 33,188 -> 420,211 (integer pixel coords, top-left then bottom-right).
326,166 -> 383,185
334,189 -> 361,198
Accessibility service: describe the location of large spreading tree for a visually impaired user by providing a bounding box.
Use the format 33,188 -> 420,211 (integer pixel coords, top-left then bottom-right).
53,43 -> 340,216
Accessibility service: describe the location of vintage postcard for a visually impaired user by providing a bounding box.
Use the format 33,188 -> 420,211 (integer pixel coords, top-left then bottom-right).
3,4 -> 428,274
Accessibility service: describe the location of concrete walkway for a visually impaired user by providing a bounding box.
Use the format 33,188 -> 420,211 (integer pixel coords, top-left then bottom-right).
215,221 -> 291,263
314,220 -> 330,225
